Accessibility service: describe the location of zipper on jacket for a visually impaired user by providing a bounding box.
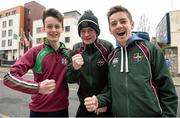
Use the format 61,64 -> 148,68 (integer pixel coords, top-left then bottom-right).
56,52 -> 59,64
125,73 -> 130,116
87,55 -> 93,87
121,47 -> 130,116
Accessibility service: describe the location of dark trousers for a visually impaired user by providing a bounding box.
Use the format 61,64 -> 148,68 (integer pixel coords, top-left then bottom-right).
76,104 -> 113,117
30,108 -> 69,117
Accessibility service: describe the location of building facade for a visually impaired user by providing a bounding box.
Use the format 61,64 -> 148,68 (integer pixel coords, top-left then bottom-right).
156,10 -> 180,76
0,1 -> 81,64
0,6 -> 25,61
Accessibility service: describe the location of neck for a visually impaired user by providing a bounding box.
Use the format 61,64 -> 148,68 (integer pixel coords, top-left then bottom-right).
50,41 -> 60,50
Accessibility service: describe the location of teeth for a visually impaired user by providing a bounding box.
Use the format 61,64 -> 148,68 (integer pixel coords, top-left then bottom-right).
117,32 -> 125,36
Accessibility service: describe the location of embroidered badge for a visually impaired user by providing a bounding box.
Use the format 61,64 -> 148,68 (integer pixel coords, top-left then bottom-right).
96,58 -> 105,67
112,57 -> 118,67
132,53 -> 143,62
61,58 -> 68,65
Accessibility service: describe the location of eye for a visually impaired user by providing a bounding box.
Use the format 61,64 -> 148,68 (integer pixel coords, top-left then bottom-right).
88,28 -> 94,32
47,25 -> 53,29
80,30 -> 85,34
120,20 -> 126,24
110,21 -> 117,27
55,25 -> 61,29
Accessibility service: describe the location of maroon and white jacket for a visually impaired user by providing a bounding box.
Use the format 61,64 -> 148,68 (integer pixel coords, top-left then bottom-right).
3,40 -> 71,112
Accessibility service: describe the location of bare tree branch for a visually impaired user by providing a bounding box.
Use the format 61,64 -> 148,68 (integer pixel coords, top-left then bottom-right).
137,14 -> 150,33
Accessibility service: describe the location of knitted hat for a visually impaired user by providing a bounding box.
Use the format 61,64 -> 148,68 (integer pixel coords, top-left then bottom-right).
78,10 -> 100,36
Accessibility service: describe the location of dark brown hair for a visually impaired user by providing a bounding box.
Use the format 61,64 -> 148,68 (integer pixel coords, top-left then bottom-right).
107,5 -> 133,23
42,8 -> 64,27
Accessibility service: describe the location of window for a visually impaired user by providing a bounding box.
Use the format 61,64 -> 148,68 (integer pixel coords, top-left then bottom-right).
2,21 -> 6,28
36,38 -> 41,44
2,30 -> 6,37
1,40 -> 6,47
12,10 -> 16,15
8,39 -> 12,46
28,9 -> 31,15
8,29 -> 13,36
9,19 -> 13,26
65,37 -> 70,43
65,26 -> 70,32
6,12 -> 10,16
36,27 -> 41,33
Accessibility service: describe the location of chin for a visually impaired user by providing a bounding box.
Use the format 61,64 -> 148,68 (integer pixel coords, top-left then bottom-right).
84,41 -> 91,44
49,38 -> 59,42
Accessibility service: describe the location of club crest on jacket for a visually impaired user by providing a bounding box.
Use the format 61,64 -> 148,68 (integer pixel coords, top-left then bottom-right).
132,52 -> 143,63
112,57 -> 118,67
96,58 -> 105,67
61,58 -> 68,65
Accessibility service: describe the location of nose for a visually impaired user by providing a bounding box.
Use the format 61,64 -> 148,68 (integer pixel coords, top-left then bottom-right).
52,26 -> 56,31
84,31 -> 90,36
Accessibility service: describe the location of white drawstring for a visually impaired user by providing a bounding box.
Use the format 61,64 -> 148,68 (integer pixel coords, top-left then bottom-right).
120,47 -> 123,72
120,47 -> 129,72
125,47 -> 129,72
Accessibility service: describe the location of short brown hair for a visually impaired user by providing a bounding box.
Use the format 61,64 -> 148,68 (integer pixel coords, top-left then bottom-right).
42,8 -> 64,27
107,5 -> 133,24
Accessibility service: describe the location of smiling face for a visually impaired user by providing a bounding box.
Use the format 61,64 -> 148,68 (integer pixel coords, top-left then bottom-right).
109,11 -> 134,47
80,27 -> 97,45
44,16 -> 63,43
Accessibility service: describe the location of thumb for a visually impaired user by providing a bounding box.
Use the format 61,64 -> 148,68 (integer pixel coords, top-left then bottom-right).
92,95 -> 98,109
46,79 -> 55,83
92,95 -> 97,102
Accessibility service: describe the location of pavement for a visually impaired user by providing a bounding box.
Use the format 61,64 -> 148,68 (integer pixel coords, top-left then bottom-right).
0,66 -> 180,118
0,114 -> 10,118
1,66 -> 180,86
172,76 -> 180,86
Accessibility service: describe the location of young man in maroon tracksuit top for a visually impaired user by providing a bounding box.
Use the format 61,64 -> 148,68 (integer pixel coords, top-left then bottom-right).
3,8 -> 71,117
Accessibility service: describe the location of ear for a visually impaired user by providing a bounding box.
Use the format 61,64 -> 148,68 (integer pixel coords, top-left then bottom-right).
61,27 -> 64,33
131,21 -> 135,30
43,26 -> 45,31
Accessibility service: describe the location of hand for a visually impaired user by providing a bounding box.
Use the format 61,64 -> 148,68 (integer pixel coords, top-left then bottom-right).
84,95 -> 98,112
38,79 -> 56,94
72,54 -> 84,70
95,106 -> 107,115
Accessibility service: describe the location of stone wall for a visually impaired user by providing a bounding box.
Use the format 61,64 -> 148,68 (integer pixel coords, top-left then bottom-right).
165,47 -> 178,76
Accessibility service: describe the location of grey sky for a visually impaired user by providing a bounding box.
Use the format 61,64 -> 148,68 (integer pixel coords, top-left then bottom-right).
1,0 -> 179,44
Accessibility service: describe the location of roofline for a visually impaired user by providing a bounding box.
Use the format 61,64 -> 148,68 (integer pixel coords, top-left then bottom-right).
63,10 -> 81,15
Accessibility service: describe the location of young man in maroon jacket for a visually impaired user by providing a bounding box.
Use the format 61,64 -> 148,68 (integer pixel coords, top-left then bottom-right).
3,8 -> 71,117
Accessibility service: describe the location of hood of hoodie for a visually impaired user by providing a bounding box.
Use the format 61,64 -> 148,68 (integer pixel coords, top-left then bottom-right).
114,32 -> 149,73
116,32 -> 149,48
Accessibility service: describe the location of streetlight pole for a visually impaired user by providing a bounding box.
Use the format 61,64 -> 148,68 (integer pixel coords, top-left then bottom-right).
170,0 -> 174,11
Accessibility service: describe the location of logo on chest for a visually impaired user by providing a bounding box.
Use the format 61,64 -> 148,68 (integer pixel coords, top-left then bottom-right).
96,58 -> 105,67
132,53 -> 143,62
112,57 -> 118,67
61,58 -> 68,65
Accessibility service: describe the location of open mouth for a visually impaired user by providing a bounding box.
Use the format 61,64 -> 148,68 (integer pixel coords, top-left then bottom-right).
117,31 -> 126,36
50,33 -> 58,37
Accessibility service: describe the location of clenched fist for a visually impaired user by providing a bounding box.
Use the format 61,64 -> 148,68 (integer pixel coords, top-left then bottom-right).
38,79 -> 56,94
72,54 -> 84,70
84,95 -> 98,112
